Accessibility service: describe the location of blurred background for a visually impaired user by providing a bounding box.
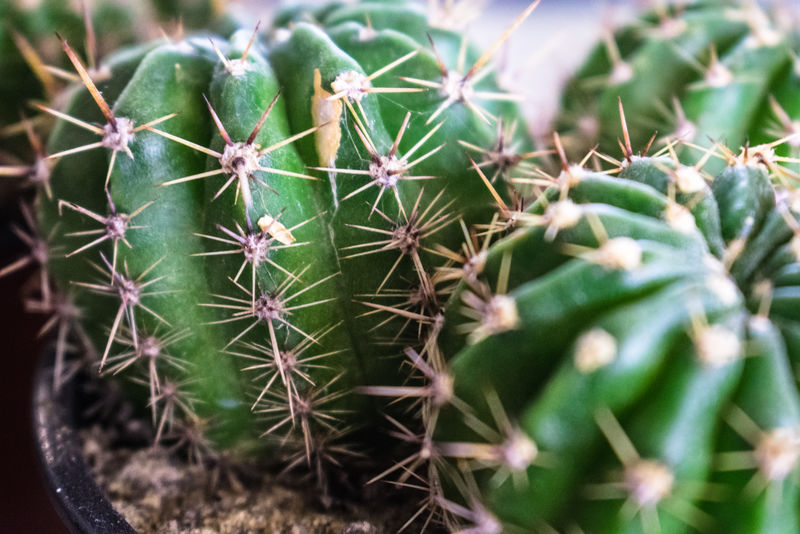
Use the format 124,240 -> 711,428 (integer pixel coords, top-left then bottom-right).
0,0 -> 617,532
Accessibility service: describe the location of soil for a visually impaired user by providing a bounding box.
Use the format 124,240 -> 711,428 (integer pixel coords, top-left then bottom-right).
79,422 -> 436,534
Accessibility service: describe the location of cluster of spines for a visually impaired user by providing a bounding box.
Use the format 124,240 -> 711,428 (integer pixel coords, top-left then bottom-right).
0,2 -> 138,392
0,8 -> 221,448
6,29 -> 335,471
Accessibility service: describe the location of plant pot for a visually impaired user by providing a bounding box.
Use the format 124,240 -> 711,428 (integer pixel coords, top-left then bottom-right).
32,351 -> 136,534
31,351 -> 401,534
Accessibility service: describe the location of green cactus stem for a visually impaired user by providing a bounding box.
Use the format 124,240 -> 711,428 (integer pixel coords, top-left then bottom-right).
559,0 -> 800,172
25,0 -> 538,473
414,121 -> 800,531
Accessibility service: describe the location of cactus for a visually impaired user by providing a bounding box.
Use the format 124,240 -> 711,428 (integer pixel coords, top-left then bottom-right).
7,0 -> 800,532
558,0 -> 800,171
9,0 -> 538,477
411,104 -> 800,530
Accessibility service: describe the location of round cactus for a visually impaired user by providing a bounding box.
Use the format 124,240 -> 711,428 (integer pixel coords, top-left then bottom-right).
420,123 -> 800,531
558,1 -> 800,171
24,0 -> 537,469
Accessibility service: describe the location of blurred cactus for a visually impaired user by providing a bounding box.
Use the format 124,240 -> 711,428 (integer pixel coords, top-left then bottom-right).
559,0 -> 800,172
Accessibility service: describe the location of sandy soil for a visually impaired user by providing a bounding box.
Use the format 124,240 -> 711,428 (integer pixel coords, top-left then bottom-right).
79,423 -> 441,534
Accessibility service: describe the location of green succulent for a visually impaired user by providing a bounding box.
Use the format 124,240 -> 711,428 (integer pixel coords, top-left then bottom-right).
559,0 -> 800,172
27,0 -> 535,465
429,139 -> 800,532
5,1 -> 800,533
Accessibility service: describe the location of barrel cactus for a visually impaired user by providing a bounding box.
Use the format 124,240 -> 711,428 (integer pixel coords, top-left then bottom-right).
558,0 -> 800,170
421,123 -> 800,531
15,0 -> 537,489
6,0 -> 800,533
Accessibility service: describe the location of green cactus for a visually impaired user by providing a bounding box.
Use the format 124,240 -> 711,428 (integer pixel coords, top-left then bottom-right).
419,124 -> 800,531
7,0 -> 800,532
19,0 -> 537,471
558,1 -> 800,171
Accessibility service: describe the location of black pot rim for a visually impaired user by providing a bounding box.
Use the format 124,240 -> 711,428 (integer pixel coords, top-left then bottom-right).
32,351 -> 136,534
